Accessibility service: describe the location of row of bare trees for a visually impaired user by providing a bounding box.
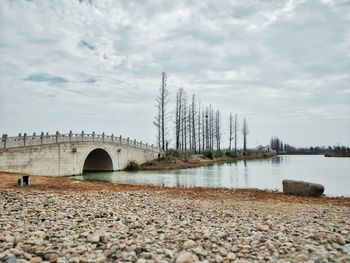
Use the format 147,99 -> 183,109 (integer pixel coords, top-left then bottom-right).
154,73 -> 249,152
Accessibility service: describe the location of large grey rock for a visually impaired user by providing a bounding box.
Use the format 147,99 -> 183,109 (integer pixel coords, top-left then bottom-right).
282,179 -> 324,197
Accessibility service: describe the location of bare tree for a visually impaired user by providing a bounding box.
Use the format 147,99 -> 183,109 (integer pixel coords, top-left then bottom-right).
215,110 -> 221,151
191,94 -> 196,153
242,117 -> 249,152
234,113 -> 238,153
197,101 -> 201,153
175,88 -> 185,149
183,96 -> 187,151
205,107 -> 209,151
229,113 -> 233,151
154,72 -> 170,150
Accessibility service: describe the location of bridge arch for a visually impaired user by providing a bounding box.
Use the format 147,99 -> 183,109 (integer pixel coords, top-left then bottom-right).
82,147 -> 114,173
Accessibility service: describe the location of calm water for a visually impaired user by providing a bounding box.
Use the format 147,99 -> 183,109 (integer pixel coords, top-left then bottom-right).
73,155 -> 350,196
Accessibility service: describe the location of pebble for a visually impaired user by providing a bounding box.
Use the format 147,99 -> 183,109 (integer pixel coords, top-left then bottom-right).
175,251 -> 198,263
183,240 -> 196,249
0,190 -> 349,262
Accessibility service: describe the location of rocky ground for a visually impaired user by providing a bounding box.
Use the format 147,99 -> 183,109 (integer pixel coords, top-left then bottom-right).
1,185 -> 350,263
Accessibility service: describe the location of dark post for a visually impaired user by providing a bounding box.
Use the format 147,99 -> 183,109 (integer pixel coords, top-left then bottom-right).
119,135 -> 122,143
40,132 -> 44,145
56,131 -> 59,143
81,131 -> 84,142
127,137 -> 129,145
92,131 -> 95,142
102,132 -> 105,142
69,130 -> 72,142
111,134 -> 114,143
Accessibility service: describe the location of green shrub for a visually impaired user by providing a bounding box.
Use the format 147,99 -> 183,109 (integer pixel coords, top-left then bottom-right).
125,160 -> 139,171
165,149 -> 181,158
225,151 -> 237,157
214,151 -> 224,158
164,149 -> 193,162
204,151 -> 214,159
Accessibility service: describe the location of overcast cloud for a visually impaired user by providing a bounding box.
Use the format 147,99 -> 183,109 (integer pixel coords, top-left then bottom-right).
0,0 -> 349,147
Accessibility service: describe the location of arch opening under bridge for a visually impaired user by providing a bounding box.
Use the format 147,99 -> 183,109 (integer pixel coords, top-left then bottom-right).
82,148 -> 113,173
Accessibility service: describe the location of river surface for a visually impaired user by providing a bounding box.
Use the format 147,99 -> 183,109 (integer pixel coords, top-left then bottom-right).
73,155 -> 350,196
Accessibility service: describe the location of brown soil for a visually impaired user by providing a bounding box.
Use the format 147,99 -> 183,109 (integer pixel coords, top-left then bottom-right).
1,172 -> 349,207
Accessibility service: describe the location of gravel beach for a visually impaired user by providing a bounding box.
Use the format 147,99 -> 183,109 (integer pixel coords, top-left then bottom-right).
0,173 -> 349,262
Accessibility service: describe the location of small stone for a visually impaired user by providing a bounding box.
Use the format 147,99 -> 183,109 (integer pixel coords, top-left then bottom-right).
227,253 -> 236,261
30,257 -> 43,263
5,236 -> 14,244
333,234 -> 346,245
87,234 -> 100,243
257,224 -> 269,231
192,246 -> 208,256
215,254 -> 223,262
175,252 -> 198,263
231,245 -> 239,253
183,240 -> 196,249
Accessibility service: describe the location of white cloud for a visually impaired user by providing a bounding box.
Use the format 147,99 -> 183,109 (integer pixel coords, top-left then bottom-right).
0,0 -> 349,147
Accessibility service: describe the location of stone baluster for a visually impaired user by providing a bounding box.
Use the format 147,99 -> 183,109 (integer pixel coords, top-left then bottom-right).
92,131 -> 95,142
119,135 -> 122,143
102,132 -> 105,142
134,139 -> 136,146
2,134 -> 7,149
81,131 -> 84,142
69,130 -> 72,142
23,133 -> 27,146
111,133 -> 114,143
146,142 -> 148,149
127,137 -> 129,145
40,132 -> 44,145
18,133 -> 22,146
55,131 -> 59,143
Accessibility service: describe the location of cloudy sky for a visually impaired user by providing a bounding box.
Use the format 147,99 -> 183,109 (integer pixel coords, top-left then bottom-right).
0,0 -> 349,148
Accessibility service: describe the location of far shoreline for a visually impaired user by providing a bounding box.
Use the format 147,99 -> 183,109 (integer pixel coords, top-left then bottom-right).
139,152 -> 277,171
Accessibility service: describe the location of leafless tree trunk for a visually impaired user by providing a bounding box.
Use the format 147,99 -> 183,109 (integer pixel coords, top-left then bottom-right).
234,113 -> 238,153
210,106 -> 214,151
242,117 -> 249,152
202,109 -> 206,152
229,113 -> 233,151
197,101 -> 201,153
191,94 -> 196,153
154,72 -> 170,150
215,110 -> 221,151
205,107 -> 209,151
188,105 -> 192,151
175,88 -> 184,149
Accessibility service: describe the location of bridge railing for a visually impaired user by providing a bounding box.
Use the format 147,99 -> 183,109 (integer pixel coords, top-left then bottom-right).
0,132 -> 159,151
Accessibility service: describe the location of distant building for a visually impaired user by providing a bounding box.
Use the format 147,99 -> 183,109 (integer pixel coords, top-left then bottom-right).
254,145 -> 273,153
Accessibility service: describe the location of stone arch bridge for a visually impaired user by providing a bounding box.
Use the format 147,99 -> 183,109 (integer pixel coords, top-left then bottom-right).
0,132 -> 160,176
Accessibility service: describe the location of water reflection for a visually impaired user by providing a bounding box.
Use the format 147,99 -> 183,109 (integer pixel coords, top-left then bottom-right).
73,155 -> 350,196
